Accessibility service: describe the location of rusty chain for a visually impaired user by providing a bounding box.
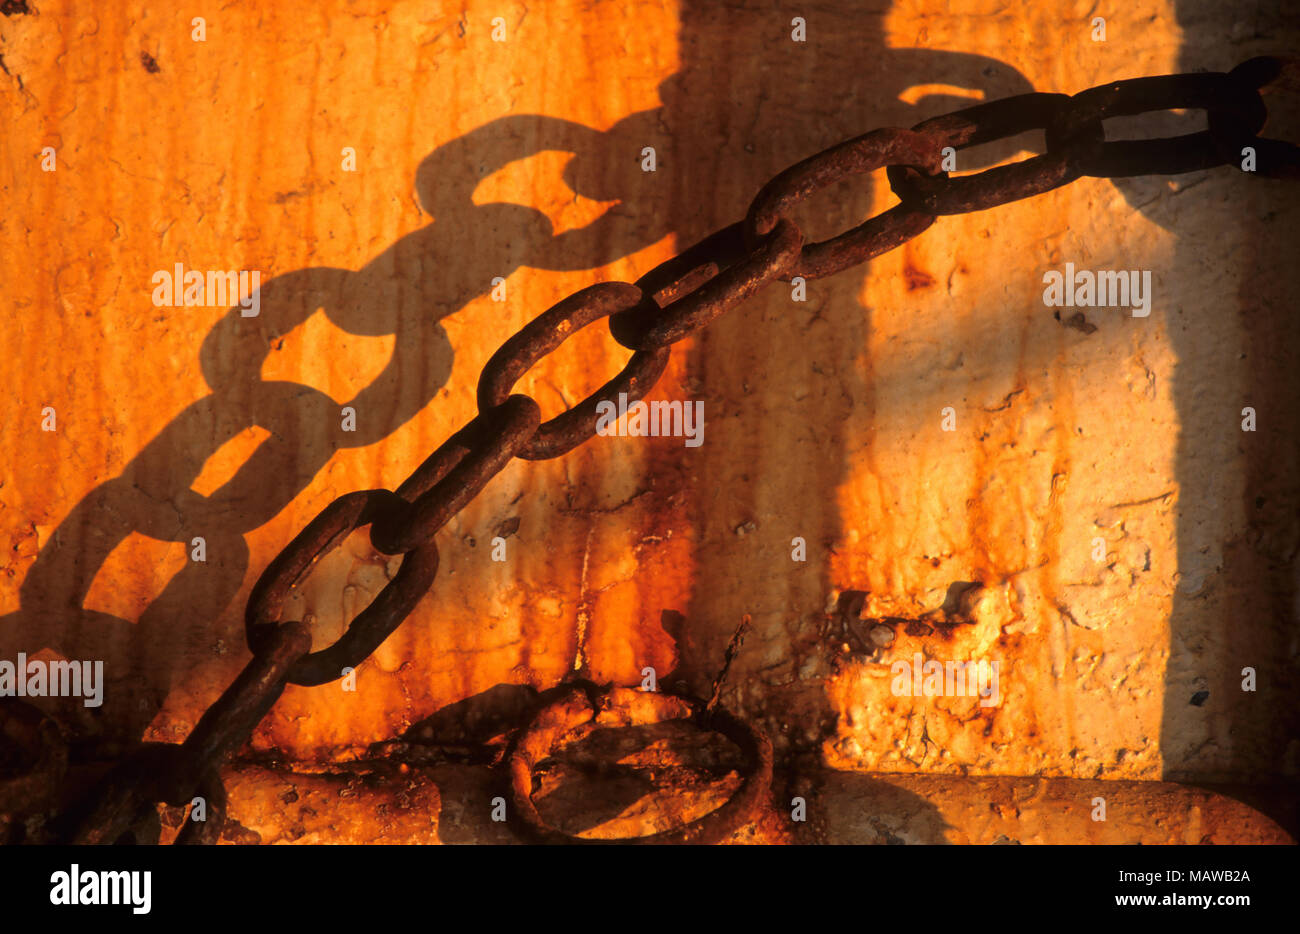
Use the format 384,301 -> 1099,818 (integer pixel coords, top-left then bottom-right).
10,57 -> 1294,845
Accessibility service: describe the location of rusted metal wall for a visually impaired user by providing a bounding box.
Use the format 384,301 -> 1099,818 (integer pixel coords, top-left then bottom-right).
2,0 -> 1297,840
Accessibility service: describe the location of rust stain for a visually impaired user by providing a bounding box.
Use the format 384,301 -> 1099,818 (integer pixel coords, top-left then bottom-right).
903,243 -> 936,291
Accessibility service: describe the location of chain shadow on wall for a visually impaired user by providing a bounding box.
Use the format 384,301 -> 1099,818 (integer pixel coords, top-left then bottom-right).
0,113 -> 656,749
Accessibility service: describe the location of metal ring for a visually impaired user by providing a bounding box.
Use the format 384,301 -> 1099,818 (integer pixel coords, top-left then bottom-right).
1047,72 -> 1266,177
477,283 -> 671,460
369,395 -> 541,555
246,490 -> 439,684
609,219 -> 802,351
744,127 -> 940,279
887,92 -> 1106,214
507,683 -> 773,845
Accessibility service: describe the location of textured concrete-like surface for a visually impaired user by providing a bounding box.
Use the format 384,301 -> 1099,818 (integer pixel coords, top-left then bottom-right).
1,0 -> 1297,833
157,763 -> 1293,845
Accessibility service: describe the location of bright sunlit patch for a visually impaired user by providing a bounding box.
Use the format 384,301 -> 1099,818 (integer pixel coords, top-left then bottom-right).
83,533 -> 190,623
192,425 -> 272,498
897,83 -> 986,105
473,150 -> 620,236
260,310 -> 396,406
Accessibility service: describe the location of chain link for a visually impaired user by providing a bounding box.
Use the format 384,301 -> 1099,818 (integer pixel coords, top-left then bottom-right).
745,126 -> 942,278
31,56 -> 1296,844
1048,72 -> 1264,177
609,218 -> 803,350
247,491 -> 438,683
478,282 -> 671,459
887,92 -> 1106,214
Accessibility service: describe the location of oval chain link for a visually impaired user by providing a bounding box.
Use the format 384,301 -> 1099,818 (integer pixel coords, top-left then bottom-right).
246,490 -> 440,685
886,92 -> 1106,215
743,127 -> 942,279
477,283 -> 671,460
1046,71 -> 1266,177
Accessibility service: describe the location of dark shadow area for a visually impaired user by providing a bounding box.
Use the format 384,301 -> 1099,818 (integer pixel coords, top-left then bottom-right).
385,682 -> 543,764
808,771 -> 956,844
